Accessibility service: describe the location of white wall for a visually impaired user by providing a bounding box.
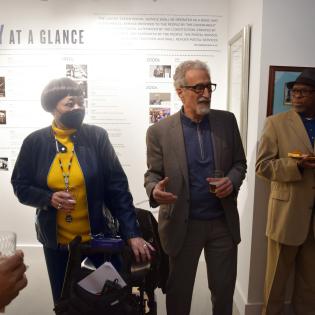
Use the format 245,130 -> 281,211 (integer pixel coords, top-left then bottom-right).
254,0 -> 315,307
227,0 -> 263,313
259,0 -> 315,129
1,0 -> 230,314
229,0 -> 315,314
1,0 -> 229,245
5,1 -> 315,314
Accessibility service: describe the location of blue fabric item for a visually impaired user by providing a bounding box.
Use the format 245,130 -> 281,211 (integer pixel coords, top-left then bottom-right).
299,112 -> 315,146
180,110 -> 223,220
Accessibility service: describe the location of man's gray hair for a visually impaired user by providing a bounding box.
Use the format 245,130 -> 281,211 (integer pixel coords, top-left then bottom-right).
173,60 -> 210,89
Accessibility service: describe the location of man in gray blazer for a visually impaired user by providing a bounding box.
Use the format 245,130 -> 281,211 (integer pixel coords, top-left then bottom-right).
144,60 -> 247,315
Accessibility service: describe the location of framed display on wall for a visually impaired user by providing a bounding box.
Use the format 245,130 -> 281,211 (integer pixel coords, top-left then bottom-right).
267,65 -> 315,116
227,25 -> 251,153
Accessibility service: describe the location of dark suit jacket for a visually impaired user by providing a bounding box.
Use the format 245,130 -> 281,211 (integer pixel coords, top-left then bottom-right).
144,110 -> 247,257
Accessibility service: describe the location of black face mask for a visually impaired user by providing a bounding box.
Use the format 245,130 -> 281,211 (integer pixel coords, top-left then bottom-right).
59,109 -> 85,129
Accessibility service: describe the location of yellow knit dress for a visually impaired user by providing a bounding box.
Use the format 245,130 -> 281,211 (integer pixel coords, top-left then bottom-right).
47,123 -> 91,245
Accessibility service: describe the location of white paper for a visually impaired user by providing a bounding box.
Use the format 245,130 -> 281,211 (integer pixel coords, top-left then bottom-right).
78,261 -> 126,294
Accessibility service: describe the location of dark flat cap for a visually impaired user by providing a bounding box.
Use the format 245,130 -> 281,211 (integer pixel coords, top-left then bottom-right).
287,68 -> 315,89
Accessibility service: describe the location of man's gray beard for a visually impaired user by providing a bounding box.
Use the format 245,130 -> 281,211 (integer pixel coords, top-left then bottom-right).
196,104 -> 210,116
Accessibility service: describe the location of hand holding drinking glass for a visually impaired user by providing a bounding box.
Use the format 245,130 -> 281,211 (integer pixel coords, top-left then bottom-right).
207,170 -> 224,193
51,190 -> 76,211
207,170 -> 234,198
0,232 -> 27,312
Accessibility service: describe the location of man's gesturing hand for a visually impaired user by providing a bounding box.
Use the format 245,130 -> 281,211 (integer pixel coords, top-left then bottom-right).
152,177 -> 177,204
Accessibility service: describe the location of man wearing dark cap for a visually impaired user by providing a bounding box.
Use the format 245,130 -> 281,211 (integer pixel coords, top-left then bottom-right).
256,68 -> 315,315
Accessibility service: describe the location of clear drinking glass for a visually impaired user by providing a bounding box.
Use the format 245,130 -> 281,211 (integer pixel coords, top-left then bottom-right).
0,231 -> 16,256
0,231 -> 17,312
208,170 -> 224,193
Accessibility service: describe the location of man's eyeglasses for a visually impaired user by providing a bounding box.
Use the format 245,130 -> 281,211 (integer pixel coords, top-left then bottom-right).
290,88 -> 315,97
183,83 -> 217,94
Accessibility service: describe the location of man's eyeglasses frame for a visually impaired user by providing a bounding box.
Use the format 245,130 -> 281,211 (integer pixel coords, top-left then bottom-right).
290,88 -> 315,97
182,83 -> 217,94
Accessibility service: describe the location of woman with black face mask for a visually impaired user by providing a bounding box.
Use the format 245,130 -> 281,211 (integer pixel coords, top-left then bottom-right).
11,77 -> 154,305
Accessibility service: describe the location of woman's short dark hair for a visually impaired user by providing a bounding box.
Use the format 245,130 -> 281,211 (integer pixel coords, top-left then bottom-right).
41,77 -> 83,112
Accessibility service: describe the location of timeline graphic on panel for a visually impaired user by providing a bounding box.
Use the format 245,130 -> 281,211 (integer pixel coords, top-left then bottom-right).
0,1 -> 227,234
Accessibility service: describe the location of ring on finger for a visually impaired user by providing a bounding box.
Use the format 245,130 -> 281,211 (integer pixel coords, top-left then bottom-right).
57,203 -> 62,209
143,243 -> 147,248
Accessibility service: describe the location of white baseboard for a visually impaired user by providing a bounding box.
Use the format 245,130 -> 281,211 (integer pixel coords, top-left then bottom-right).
234,285 -> 294,315
234,283 -> 248,314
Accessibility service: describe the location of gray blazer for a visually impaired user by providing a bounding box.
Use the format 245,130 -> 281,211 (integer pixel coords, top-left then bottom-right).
144,110 -> 247,257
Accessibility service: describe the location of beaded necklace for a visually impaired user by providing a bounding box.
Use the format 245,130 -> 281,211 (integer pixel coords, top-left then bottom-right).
55,136 -> 75,223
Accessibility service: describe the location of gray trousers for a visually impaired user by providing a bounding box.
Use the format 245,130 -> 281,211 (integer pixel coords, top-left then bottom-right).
166,218 -> 237,315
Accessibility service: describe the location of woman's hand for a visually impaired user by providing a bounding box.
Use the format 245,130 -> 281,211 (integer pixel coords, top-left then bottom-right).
127,237 -> 155,263
51,191 -> 76,211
